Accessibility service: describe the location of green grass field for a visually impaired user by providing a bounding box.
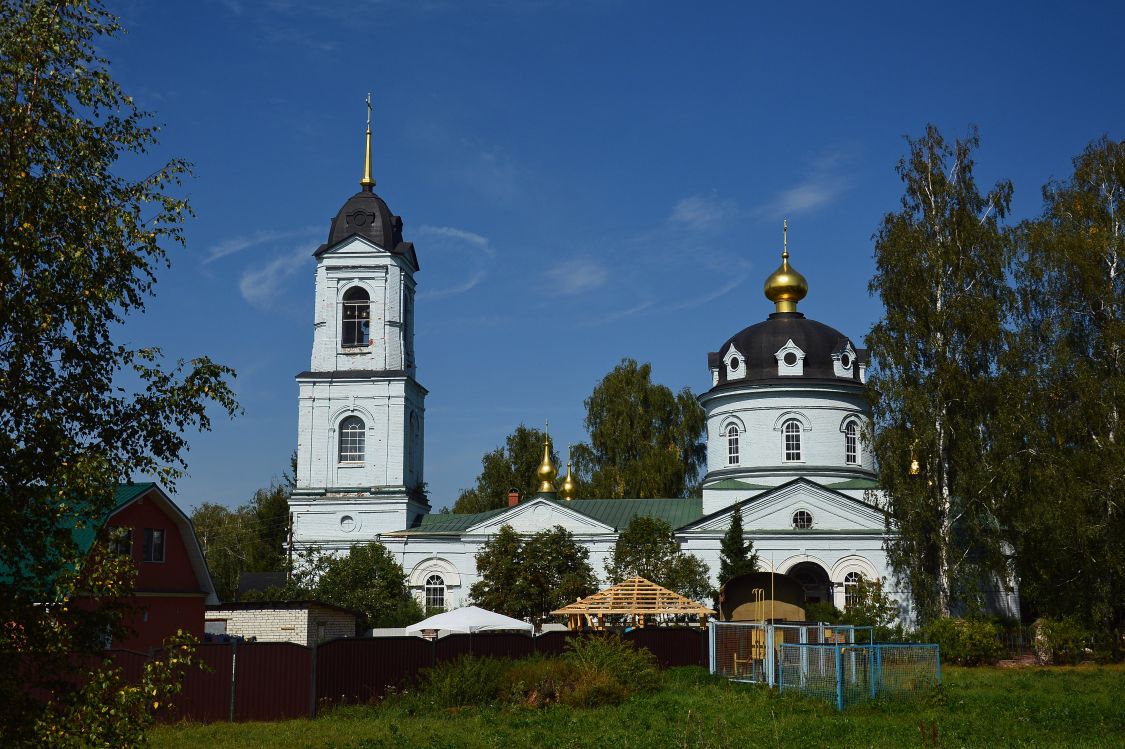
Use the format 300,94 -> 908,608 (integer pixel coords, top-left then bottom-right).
152,664 -> 1125,749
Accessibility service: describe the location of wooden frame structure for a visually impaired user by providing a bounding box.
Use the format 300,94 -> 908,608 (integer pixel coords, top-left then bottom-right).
551,576 -> 715,630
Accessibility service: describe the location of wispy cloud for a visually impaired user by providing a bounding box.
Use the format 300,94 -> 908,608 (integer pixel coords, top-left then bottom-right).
418,270 -> 486,301
238,245 -> 310,307
758,149 -> 851,218
667,273 -> 748,311
415,224 -> 495,300
542,258 -> 609,296
591,300 -> 654,325
670,192 -> 737,229
204,227 -> 319,265
416,225 -> 495,256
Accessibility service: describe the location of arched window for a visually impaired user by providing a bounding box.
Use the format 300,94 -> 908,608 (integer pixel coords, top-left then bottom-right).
341,286 -> 371,347
338,415 -> 365,463
844,571 -> 862,609
726,425 -> 739,465
425,574 -> 445,611
783,419 -> 802,461
792,509 -> 813,529
844,421 -> 859,465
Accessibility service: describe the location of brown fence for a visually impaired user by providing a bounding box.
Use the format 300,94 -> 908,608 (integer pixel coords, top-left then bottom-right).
110,628 -> 707,724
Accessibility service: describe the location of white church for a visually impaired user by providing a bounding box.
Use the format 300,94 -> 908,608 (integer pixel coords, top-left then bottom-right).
287,123 -> 973,620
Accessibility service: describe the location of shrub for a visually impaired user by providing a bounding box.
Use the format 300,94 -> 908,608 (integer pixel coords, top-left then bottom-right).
1034,618 -> 1089,665
414,655 -> 510,708
922,618 -> 1004,666
805,602 -> 843,623
563,634 -> 662,695
497,656 -> 578,707
561,671 -> 629,708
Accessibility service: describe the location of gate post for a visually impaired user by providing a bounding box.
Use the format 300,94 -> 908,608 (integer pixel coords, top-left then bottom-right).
835,645 -> 843,711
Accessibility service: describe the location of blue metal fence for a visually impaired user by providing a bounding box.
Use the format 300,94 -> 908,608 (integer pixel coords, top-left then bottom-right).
777,642 -> 941,710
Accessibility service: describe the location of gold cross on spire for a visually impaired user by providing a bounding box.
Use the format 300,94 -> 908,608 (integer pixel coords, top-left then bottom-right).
360,93 -> 376,190
782,219 -> 789,259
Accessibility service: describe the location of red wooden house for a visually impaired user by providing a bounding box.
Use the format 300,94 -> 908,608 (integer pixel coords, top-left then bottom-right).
100,483 -> 219,651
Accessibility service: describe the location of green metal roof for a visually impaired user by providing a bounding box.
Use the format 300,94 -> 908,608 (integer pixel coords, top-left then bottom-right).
394,496 -> 705,536
566,498 -> 702,530
0,482 -> 158,585
703,478 -> 772,490
825,478 -> 881,490
414,506 -> 510,532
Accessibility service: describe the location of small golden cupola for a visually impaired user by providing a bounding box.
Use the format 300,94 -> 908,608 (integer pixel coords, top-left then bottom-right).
559,448 -> 577,501
536,423 -> 558,496
763,219 -> 809,313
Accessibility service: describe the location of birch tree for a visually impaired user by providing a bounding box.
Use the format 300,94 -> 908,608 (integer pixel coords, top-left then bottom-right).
1007,137 -> 1125,641
866,125 -> 1013,622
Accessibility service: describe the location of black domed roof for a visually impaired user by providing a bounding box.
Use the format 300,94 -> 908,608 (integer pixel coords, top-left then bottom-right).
315,188 -> 419,271
707,312 -> 867,388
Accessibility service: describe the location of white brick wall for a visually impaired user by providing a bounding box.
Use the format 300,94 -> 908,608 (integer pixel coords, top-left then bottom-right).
206,605 -> 358,647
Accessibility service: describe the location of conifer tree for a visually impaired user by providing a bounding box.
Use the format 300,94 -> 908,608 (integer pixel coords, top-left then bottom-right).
866,124 -> 1013,622
718,505 -> 758,586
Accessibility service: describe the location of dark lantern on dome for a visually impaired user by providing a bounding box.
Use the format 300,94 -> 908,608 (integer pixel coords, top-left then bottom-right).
706,222 -> 867,388
313,94 -> 419,271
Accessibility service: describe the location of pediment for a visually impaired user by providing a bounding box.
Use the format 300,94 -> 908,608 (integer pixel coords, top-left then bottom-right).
466,498 -> 615,535
683,479 -> 885,533
318,234 -> 390,257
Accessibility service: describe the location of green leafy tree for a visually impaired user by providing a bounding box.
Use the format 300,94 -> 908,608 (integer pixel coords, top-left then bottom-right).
453,425 -> 558,513
469,525 -> 525,614
572,359 -> 706,499
718,505 -> 758,586
314,542 -> 424,629
0,1 -> 238,743
192,478 -> 292,601
470,524 -> 598,627
1006,136 -> 1125,641
866,124 -> 1013,622
839,576 -> 901,630
606,516 -> 712,602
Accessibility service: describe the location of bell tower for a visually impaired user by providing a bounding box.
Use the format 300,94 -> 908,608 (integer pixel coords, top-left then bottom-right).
289,96 -> 429,550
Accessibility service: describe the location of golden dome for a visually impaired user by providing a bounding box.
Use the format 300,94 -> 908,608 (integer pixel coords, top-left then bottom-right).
764,220 -> 808,313
559,453 -> 576,501
536,429 -> 557,494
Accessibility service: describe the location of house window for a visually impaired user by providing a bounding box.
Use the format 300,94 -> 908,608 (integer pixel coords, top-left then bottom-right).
341,286 -> 371,347
783,420 -> 802,461
339,416 -> 365,462
792,510 -> 813,530
425,574 -> 445,611
844,572 -> 862,609
143,528 -> 165,562
845,421 -> 859,465
108,526 -> 132,557
726,425 -> 739,465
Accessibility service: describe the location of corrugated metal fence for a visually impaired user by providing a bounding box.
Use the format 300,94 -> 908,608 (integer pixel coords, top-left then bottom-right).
110,628 -> 706,723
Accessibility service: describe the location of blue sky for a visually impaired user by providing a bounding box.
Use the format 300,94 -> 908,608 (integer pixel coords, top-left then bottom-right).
106,0 -> 1125,512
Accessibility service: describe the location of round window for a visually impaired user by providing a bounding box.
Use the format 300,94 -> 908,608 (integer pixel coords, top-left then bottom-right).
841,354 -> 851,368
784,352 -> 798,366
729,356 -> 740,371
340,515 -> 356,532
792,510 -> 813,529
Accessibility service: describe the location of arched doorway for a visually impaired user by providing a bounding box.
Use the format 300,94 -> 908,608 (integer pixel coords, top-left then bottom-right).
788,561 -> 833,605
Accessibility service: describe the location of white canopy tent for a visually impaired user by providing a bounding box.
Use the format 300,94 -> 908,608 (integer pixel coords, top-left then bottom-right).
404,605 -> 533,636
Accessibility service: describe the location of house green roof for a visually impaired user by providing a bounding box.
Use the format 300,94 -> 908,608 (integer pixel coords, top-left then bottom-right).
0,482 -> 158,586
